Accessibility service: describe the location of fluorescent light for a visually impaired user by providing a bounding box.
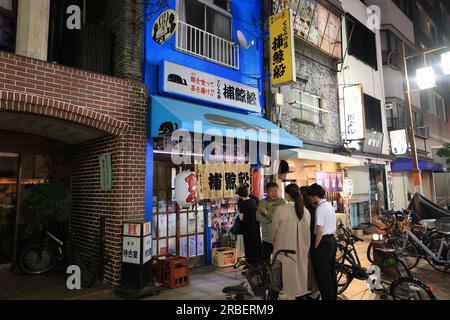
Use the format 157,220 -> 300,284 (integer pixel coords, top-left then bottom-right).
441,51 -> 450,75
416,66 -> 436,90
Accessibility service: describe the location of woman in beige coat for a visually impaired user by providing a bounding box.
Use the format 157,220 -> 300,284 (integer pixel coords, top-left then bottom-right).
272,183 -> 311,299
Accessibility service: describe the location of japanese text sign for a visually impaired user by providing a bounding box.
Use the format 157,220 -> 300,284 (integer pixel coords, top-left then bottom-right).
161,60 -> 261,113
343,85 -> 366,140
196,164 -> 251,200
270,9 -> 296,86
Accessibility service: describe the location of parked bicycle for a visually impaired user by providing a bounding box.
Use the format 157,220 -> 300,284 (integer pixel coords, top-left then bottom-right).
396,216 -> 450,273
361,211 -> 420,270
335,223 -> 435,300
19,226 -> 98,288
222,249 -> 296,300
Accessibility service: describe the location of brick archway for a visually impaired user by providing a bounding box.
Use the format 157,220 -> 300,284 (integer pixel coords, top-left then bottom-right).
0,90 -> 131,136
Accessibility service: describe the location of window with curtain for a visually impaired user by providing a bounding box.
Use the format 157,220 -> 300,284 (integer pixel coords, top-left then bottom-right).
0,0 -> 17,52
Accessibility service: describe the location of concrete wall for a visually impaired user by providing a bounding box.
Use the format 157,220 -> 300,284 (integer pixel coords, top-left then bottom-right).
278,51 -> 341,147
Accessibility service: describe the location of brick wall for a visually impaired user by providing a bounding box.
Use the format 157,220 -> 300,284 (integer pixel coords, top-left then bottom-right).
0,51 -> 148,286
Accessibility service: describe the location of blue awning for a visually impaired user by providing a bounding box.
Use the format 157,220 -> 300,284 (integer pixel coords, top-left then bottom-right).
150,95 -> 303,149
391,157 -> 445,172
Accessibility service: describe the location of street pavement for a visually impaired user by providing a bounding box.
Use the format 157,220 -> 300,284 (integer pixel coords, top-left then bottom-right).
0,236 -> 448,300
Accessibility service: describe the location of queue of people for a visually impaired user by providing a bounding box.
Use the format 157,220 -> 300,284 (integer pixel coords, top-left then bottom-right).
235,182 -> 337,300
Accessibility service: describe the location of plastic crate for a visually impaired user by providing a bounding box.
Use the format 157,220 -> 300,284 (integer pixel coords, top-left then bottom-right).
212,247 -> 237,267
162,264 -> 189,289
160,256 -> 189,289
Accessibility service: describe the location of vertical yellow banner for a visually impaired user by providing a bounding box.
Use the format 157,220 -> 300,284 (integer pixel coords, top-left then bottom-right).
270,9 -> 296,86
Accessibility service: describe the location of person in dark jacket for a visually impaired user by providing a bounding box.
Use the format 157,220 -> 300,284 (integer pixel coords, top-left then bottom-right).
236,186 -> 261,266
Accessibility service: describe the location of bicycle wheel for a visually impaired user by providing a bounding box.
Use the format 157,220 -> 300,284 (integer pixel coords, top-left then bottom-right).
424,233 -> 450,273
367,242 -> 375,264
19,243 -> 58,274
69,246 -> 97,288
392,238 -> 420,270
390,277 -> 436,300
336,265 -> 352,295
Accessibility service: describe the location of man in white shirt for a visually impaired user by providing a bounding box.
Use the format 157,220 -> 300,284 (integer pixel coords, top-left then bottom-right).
308,184 -> 337,300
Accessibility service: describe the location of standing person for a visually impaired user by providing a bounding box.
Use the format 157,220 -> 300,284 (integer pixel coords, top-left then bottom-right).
308,183 -> 337,300
300,186 -> 320,300
236,186 -> 261,266
256,182 -> 286,264
272,184 -> 311,299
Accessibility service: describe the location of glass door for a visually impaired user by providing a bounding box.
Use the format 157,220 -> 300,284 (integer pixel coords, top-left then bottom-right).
0,152 -> 19,266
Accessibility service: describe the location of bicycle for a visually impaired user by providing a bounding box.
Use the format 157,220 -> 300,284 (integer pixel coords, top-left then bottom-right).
222,249 -> 296,300
18,226 -> 98,288
365,210 -> 421,270
335,223 -> 435,300
396,216 -> 450,273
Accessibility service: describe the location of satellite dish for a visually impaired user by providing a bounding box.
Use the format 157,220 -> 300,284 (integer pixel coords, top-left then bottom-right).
236,30 -> 254,50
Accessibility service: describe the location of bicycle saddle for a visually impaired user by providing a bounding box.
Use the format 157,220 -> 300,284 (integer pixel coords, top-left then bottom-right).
223,282 -> 251,296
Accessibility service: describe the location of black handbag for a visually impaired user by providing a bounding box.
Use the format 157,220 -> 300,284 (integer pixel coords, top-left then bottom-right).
230,214 -> 243,235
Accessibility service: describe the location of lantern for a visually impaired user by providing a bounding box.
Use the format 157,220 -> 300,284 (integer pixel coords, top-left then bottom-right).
175,171 -> 197,208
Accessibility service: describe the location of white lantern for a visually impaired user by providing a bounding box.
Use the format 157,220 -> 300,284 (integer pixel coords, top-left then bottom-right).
175,171 -> 197,208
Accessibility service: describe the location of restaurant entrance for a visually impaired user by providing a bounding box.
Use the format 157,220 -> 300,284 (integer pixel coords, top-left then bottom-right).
0,130 -> 71,269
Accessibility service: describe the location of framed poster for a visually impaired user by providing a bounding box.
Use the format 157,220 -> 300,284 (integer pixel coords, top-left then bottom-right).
180,236 -> 188,257
180,212 -> 188,235
158,214 -> 167,238
168,237 -> 177,255
168,213 -> 177,237
188,212 -> 196,234
197,234 -> 204,256
158,239 -> 167,255
197,211 -> 204,233
189,235 -> 197,257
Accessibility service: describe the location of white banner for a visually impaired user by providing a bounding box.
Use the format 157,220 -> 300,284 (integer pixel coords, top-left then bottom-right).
161,60 -> 261,113
343,85 -> 365,140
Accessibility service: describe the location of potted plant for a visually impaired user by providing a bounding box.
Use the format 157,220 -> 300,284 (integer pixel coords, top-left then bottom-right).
22,181 -> 68,240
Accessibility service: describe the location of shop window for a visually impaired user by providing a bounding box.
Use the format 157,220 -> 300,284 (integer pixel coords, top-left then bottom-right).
346,14 -> 378,70
47,0 -> 112,75
0,0 -> 17,52
363,94 -> 382,132
152,162 -> 205,262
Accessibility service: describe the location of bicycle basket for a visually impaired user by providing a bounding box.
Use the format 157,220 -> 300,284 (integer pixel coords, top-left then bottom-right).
271,260 -> 283,292
246,263 -> 270,296
436,218 -> 450,233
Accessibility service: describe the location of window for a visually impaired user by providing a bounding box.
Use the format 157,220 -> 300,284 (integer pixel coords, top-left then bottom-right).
386,102 -> 406,129
392,0 -> 412,18
48,0 -> 112,75
0,0 -> 17,52
180,0 -> 232,40
364,94 -> 382,131
291,90 -> 326,126
380,30 -> 402,67
346,15 -> 378,70
421,91 -> 447,122
274,0 -> 342,60
176,0 -> 237,68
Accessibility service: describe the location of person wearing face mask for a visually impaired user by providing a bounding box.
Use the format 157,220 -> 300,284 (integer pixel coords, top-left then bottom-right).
256,182 -> 286,264
271,183 -> 311,300
307,183 -> 337,301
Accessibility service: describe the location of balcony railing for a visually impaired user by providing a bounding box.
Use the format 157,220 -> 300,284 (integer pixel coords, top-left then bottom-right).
175,21 -> 239,69
290,101 -> 328,126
